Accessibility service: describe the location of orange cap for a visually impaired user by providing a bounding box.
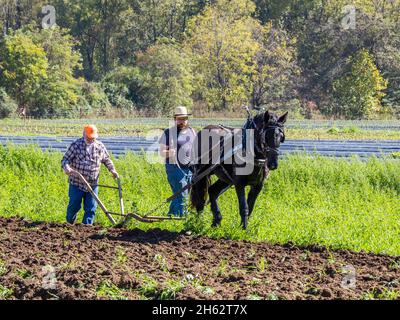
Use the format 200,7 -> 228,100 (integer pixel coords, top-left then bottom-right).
83,124 -> 98,139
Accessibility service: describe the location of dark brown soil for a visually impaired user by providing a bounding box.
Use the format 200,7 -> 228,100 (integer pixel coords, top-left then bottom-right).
0,217 -> 399,300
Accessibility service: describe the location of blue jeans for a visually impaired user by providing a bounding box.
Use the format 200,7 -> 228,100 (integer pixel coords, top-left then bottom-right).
66,184 -> 98,225
166,164 -> 192,217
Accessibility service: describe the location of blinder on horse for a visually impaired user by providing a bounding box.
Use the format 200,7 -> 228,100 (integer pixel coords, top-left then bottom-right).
259,124 -> 285,156
242,118 -> 285,167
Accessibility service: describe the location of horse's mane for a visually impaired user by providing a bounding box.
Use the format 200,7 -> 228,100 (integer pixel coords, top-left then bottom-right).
253,113 -> 265,128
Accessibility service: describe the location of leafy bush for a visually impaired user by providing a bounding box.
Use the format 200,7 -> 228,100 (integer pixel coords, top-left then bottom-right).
101,67 -> 139,113
78,81 -> 112,116
102,41 -> 194,116
0,88 -> 17,118
135,39 -> 194,115
29,78 -> 81,118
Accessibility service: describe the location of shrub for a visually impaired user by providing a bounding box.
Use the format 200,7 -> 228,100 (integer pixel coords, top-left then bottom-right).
101,66 -> 140,113
0,88 -> 17,118
78,81 -> 111,116
135,40 -> 194,115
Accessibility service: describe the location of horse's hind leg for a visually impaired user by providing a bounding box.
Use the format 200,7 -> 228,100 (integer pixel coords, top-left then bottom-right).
247,182 -> 263,218
235,185 -> 249,230
209,179 -> 230,226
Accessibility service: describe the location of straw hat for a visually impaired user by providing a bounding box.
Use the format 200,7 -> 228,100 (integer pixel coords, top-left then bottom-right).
174,106 -> 192,118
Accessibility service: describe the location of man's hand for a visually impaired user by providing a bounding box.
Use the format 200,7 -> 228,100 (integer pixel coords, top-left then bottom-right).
111,170 -> 119,179
63,164 -> 73,176
160,144 -> 176,159
167,148 -> 176,158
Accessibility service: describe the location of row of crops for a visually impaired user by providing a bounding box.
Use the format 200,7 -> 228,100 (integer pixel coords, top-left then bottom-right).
1,135 -> 400,158
1,118 -> 400,140
2,118 -> 400,129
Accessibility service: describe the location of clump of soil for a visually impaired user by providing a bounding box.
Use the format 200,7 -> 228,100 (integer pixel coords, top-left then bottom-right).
0,217 -> 399,300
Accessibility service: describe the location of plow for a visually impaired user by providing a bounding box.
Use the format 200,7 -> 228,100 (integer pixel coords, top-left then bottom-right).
71,170 -> 184,226
71,160 -> 225,227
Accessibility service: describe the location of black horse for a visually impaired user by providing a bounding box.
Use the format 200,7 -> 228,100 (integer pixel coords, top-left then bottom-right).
190,110 -> 288,229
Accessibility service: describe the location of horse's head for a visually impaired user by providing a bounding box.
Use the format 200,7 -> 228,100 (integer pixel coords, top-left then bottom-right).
254,111 -> 288,170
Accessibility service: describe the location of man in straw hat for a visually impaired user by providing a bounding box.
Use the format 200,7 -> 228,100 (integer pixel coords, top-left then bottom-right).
61,124 -> 119,225
159,106 -> 196,216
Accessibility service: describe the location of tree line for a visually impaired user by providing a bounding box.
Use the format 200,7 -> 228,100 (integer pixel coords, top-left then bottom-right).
0,0 -> 399,119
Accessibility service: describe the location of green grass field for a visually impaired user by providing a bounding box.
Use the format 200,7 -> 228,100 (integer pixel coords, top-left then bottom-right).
1,118 -> 400,140
1,144 -> 399,256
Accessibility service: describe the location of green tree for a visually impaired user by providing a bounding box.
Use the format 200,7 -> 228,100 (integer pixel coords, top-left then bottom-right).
0,0 -> 45,35
136,39 -> 193,115
250,24 -> 299,110
0,31 -> 48,111
186,0 -> 260,111
0,26 -> 107,118
331,49 -> 388,119
116,0 -> 207,62
253,0 -> 294,24
53,0 -> 131,80
26,26 -> 84,117
30,26 -> 82,81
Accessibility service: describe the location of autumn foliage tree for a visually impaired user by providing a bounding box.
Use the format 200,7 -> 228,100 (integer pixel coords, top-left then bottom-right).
186,0 -> 260,111
331,50 -> 388,119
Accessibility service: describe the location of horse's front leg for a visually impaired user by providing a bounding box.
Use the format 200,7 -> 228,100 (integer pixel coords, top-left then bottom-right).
247,182 -> 263,218
235,185 -> 249,230
209,179 -> 231,227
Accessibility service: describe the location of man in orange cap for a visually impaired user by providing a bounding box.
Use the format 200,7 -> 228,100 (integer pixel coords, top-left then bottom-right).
61,125 -> 119,225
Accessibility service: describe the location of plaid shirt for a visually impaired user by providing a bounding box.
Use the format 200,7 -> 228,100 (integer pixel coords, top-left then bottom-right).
61,138 -> 115,191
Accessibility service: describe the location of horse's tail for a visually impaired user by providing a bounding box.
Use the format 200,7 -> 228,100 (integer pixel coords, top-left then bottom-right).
190,167 -> 210,213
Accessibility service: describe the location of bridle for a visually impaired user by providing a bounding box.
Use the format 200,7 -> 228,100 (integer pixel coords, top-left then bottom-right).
258,124 -> 285,158
239,115 -> 286,167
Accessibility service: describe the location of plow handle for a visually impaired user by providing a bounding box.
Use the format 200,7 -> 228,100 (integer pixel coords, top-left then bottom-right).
117,178 -> 125,216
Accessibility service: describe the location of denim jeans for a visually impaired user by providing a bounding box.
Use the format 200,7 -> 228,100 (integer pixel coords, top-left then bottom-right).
66,183 -> 98,225
166,164 -> 192,216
